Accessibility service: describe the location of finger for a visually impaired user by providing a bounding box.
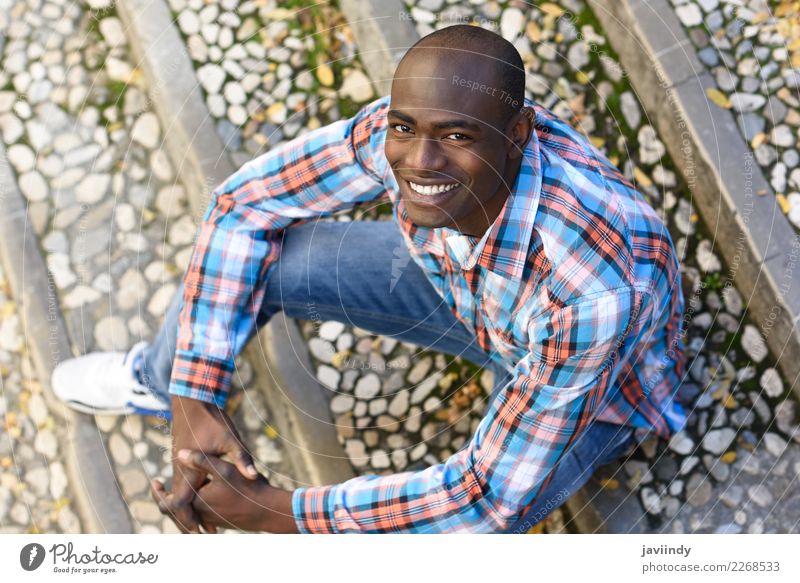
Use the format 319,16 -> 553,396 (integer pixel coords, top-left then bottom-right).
150,479 -> 185,532
170,466 -> 205,534
215,411 -> 258,480
230,443 -> 258,479
178,449 -> 239,481
150,479 -> 171,515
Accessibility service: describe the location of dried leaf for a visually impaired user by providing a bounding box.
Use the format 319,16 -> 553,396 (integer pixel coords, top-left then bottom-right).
750,132 -> 768,149
526,21 -> 541,43
539,3 -> 565,17
706,88 -> 731,109
633,166 -> 652,187
316,63 -> 335,87
777,193 -> 791,214
266,8 -> 294,20
599,477 -> 619,490
527,522 -> 546,534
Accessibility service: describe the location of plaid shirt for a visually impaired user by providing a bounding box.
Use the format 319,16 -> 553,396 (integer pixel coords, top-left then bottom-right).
169,95 -> 687,533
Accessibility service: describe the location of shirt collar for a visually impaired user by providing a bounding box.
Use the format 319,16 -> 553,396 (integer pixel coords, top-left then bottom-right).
444,107 -> 543,282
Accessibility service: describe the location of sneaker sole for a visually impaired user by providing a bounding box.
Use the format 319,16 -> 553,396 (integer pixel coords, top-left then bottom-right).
63,398 -> 172,420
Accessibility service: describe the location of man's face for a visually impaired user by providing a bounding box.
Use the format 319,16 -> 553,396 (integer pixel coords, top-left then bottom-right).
384,51 -> 524,234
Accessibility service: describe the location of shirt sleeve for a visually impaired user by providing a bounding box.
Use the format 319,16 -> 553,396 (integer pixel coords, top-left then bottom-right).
168,96 -> 392,407
291,287 -> 637,533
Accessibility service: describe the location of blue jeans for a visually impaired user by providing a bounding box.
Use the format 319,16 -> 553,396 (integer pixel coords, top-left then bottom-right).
139,220 -> 635,532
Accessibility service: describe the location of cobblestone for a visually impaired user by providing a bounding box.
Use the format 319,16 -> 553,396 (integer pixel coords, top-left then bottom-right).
0,0 -> 294,533
0,262 -> 83,533
670,0 -> 800,231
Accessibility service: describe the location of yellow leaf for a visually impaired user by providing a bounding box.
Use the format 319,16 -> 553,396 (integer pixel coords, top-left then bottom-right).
266,102 -> 286,123
576,71 -> 590,85
723,394 -> 738,409
316,64 -> 335,87
19,391 -> 30,414
721,451 -> 737,464
751,11 -> 770,24
526,21 -> 541,43
264,425 -> 279,440
331,350 -> 351,369
775,4 -> 791,18
539,3 -> 565,17
526,522 -> 546,534
690,213 -> 699,223
53,497 -> 71,511
789,38 -> 800,52
307,117 -> 321,130
706,88 -> 731,109
127,68 -> 145,88
1,300 -> 17,319
434,409 -> 451,421
267,8 -> 294,20
756,188 -> 768,196
633,166 -> 652,187
599,478 -> 619,490
750,132 -> 767,149
777,193 -> 791,214
590,136 -> 606,149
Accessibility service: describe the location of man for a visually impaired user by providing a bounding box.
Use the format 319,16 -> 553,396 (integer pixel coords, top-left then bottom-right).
52,25 -> 687,533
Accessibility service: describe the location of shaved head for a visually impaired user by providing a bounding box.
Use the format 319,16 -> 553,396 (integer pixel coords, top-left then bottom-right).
398,24 -> 526,125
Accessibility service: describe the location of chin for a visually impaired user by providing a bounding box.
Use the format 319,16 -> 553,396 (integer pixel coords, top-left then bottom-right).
403,204 -> 453,229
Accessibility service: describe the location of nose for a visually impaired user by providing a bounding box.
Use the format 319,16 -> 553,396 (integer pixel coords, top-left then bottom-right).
406,136 -> 447,175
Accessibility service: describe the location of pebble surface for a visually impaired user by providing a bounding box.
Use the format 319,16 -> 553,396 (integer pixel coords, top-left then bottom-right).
0,0 -> 294,533
0,262 -> 83,533
670,0 -> 800,231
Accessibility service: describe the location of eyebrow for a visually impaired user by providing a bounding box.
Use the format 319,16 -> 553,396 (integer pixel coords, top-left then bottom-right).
388,109 -> 483,132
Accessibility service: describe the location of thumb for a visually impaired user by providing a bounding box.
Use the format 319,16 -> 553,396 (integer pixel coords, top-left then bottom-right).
177,449 -> 249,481
226,440 -> 258,480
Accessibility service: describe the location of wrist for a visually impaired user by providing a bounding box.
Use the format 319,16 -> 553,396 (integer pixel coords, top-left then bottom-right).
257,485 -> 299,533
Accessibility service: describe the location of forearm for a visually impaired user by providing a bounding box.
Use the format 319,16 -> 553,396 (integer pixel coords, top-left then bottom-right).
168,97 -> 392,406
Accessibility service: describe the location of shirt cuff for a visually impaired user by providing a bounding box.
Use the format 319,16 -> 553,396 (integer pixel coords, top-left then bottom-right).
167,350 -> 234,408
292,485 -> 340,534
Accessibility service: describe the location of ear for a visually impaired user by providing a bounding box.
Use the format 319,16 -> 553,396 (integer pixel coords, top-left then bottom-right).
505,107 -> 534,160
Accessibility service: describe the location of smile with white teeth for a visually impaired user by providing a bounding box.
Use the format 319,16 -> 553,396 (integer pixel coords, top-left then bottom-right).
408,181 -> 459,196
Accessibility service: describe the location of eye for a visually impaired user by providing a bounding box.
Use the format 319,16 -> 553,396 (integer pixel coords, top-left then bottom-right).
391,123 -> 413,134
445,132 -> 469,141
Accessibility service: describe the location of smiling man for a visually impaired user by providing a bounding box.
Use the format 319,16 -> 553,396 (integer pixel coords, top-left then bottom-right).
53,25 -> 687,534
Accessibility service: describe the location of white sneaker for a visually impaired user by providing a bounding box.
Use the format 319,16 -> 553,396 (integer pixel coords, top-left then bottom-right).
51,341 -> 171,417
